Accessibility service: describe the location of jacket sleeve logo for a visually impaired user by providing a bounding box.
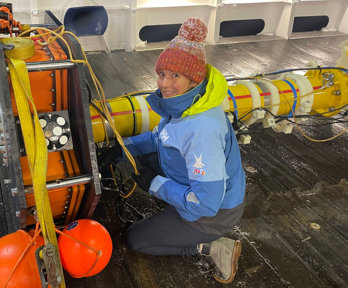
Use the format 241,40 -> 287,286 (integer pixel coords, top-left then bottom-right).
193,152 -> 205,175
159,128 -> 169,142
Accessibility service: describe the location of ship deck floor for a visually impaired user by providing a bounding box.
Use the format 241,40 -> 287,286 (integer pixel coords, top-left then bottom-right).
66,34 -> 348,288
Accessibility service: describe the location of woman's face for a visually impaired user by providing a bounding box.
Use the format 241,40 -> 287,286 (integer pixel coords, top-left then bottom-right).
157,70 -> 197,98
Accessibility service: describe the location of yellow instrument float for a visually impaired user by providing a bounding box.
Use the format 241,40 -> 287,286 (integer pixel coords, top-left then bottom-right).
90,41 -> 348,144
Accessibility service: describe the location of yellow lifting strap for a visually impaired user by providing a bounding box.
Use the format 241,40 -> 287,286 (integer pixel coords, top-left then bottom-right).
5,38 -> 66,288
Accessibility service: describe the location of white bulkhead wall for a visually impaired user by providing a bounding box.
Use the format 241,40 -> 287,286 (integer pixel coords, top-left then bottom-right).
10,0 -> 348,52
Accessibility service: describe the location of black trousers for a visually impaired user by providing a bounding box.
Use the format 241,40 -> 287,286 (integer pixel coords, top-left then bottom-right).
126,204 -> 220,256
126,153 -> 220,255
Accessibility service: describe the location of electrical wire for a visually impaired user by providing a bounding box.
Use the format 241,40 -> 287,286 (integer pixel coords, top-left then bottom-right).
224,66 -> 348,81
19,26 -> 140,176
232,74 -> 348,142
262,77 -> 348,143
237,113 -> 348,136
263,66 -> 348,76
237,105 -> 348,141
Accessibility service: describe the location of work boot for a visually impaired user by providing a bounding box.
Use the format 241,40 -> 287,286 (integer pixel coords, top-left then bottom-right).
206,237 -> 242,284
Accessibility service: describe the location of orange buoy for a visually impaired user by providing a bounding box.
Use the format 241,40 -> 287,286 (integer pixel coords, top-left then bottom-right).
58,219 -> 112,278
0,230 -> 44,288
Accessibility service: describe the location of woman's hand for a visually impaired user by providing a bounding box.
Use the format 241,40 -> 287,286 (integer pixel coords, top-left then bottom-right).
132,166 -> 157,192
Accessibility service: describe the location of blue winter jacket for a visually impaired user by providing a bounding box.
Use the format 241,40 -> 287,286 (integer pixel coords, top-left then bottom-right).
124,65 -> 245,233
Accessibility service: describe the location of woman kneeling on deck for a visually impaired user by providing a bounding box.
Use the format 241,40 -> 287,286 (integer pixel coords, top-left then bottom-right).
123,17 -> 245,284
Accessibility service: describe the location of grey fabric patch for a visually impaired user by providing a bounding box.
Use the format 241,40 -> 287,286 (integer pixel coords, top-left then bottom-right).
186,192 -> 200,204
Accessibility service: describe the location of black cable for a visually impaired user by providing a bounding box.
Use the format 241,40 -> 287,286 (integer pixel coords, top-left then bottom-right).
103,163 -> 145,224
125,96 -> 137,136
225,77 -> 257,82
225,66 -> 348,82
85,80 -> 92,103
263,66 -> 348,76
238,119 -> 348,135
275,118 -> 348,127
237,103 -> 348,123
126,92 -> 152,97
236,106 -> 348,133
237,107 -> 260,122
274,110 -> 348,121
313,104 -> 348,116
90,100 -> 108,121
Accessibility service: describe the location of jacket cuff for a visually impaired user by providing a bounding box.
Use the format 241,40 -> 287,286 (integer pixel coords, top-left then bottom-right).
149,175 -> 169,196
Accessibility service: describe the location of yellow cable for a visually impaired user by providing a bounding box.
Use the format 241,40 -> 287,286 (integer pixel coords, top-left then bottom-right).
120,182 -> 137,198
293,117 -> 348,142
19,26 -> 139,175
109,164 -> 136,198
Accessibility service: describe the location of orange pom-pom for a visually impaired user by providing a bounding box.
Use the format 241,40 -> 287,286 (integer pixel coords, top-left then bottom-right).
179,17 -> 208,42
0,230 -> 44,288
58,219 -> 112,278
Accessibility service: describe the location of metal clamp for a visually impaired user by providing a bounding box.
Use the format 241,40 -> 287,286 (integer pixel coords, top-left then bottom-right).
35,244 -> 63,288
322,72 -> 335,87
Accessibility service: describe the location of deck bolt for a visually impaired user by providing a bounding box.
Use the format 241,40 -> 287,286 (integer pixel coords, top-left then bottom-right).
11,187 -> 18,196
310,222 -> 321,231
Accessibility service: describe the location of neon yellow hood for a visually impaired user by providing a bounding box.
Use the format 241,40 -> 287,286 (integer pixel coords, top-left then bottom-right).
182,64 -> 228,117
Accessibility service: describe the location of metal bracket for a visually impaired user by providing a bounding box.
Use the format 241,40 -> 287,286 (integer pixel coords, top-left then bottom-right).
322,72 -> 335,87
35,244 -> 63,288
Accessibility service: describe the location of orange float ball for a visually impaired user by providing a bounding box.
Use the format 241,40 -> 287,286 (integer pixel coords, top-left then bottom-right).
0,230 -> 44,288
58,219 -> 112,278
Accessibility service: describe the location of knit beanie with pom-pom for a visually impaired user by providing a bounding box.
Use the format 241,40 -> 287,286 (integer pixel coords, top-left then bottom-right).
155,18 -> 208,84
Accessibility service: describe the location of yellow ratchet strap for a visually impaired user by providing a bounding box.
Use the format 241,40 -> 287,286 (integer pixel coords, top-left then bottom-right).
5,38 -> 66,288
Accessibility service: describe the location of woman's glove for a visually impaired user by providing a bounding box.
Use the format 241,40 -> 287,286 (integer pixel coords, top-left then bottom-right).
97,143 -> 122,166
132,167 -> 157,192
